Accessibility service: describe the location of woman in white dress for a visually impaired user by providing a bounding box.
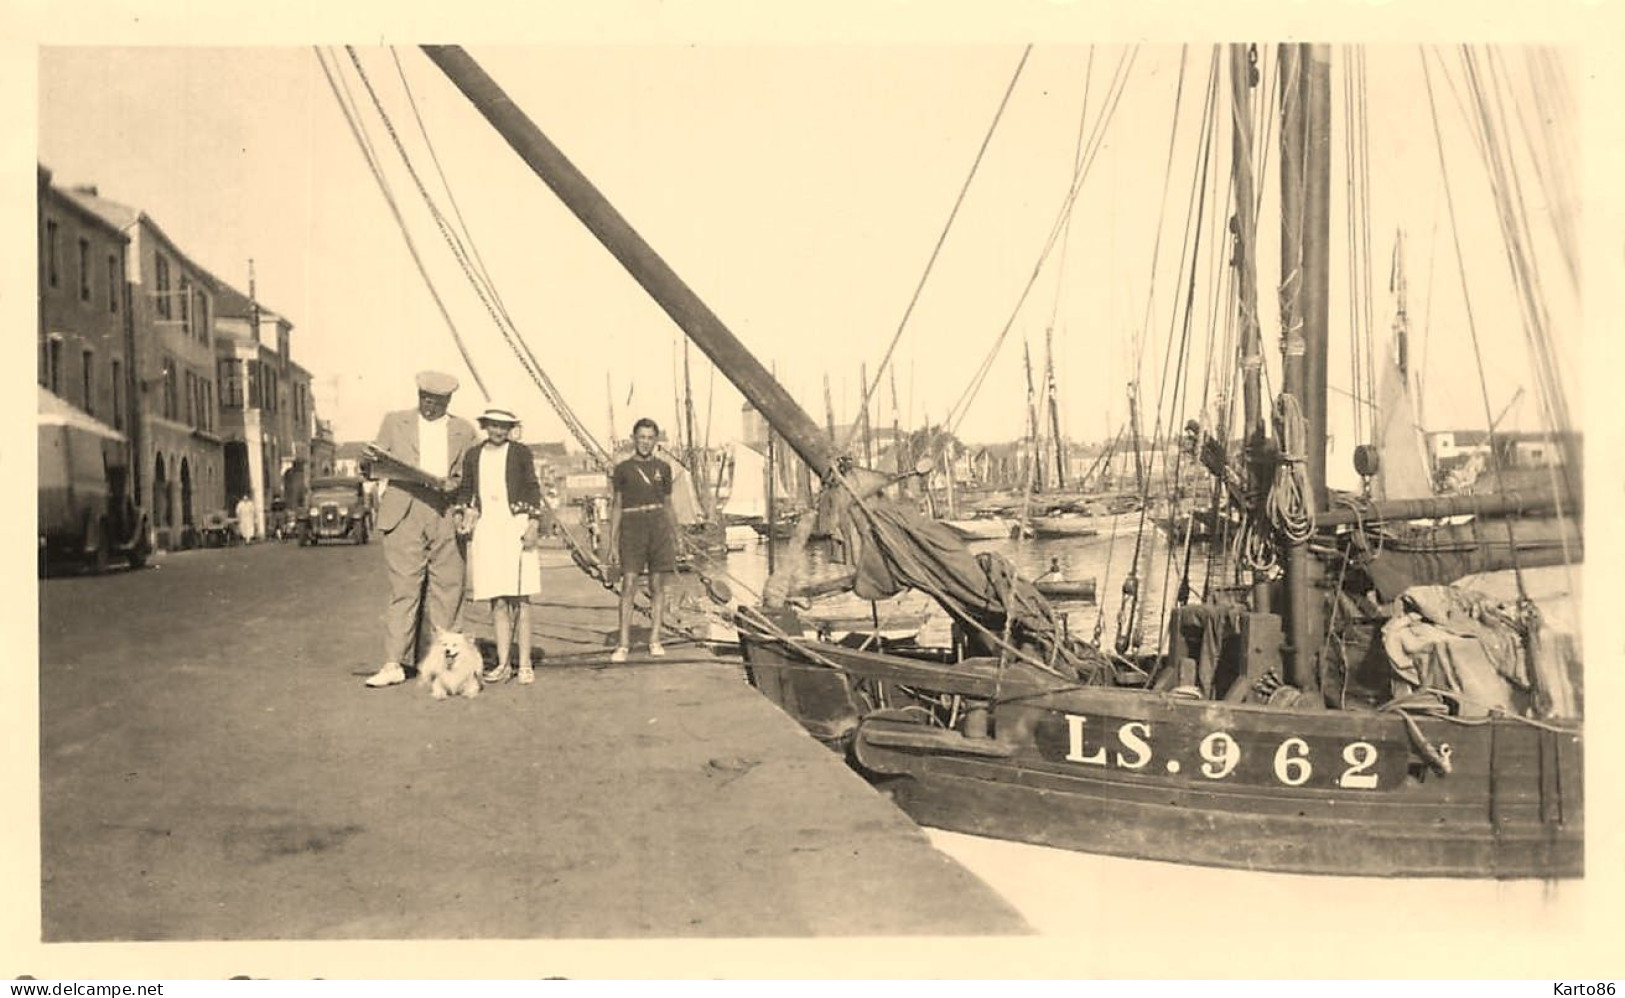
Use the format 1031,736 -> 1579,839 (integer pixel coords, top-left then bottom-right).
454,405 -> 545,684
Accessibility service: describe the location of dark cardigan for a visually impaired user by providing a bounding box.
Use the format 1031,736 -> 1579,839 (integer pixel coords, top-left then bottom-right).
454,441 -> 543,520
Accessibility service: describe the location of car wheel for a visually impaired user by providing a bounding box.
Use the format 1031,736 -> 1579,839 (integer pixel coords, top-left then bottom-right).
126,531 -> 151,569
356,524 -> 369,545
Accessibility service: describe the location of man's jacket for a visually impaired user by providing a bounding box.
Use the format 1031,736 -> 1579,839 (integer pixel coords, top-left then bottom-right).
371,409 -> 478,532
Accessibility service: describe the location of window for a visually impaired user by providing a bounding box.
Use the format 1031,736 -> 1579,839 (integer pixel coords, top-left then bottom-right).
184,371 -> 195,428
154,254 -> 171,319
108,254 -> 120,312
82,349 -> 94,416
162,355 -> 178,421
45,219 -> 58,287
196,293 -> 209,342
179,276 -> 192,336
203,380 -> 214,431
47,337 -> 62,394
78,237 -> 91,302
111,359 -> 123,430
218,358 -> 243,408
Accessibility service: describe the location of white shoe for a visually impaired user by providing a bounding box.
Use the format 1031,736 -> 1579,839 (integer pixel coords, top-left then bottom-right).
365,662 -> 407,688
610,647 -> 629,664
648,642 -> 666,658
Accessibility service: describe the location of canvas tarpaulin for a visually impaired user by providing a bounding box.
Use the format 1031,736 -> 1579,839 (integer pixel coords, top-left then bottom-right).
1358,517 -> 1580,601
818,483 -> 1108,680
1379,583 -> 1579,719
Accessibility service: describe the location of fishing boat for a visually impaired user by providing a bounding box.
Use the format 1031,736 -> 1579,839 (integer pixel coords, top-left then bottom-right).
1026,513 -> 1100,540
374,44 -> 1579,879
729,45 -> 1583,879
1032,574 -> 1097,603
797,595 -> 933,647
750,512 -> 801,541
941,509 -> 1016,541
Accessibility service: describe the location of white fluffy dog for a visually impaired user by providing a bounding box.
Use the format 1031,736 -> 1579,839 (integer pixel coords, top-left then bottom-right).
417,627 -> 484,700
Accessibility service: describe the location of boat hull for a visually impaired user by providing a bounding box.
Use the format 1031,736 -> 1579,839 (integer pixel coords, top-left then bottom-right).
941,518 -> 1012,541
739,634 -> 1583,879
1027,516 -> 1100,540
868,747 -> 1580,878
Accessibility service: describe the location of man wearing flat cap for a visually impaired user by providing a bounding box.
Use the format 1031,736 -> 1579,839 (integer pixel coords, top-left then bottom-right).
362,371 -> 479,688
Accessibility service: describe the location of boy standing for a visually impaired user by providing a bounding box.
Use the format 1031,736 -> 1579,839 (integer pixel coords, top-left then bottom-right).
607,417 -> 679,662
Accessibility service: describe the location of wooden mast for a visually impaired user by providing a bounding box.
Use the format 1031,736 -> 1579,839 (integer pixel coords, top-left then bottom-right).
823,373 -> 837,450
1045,326 -> 1066,490
1022,340 -> 1041,493
859,362 -> 875,469
889,364 -> 905,482
1231,46 -> 1265,450
767,365 -> 778,573
1277,43 -> 1332,696
421,45 -> 837,479
682,339 -> 705,502
1229,44 -> 1272,610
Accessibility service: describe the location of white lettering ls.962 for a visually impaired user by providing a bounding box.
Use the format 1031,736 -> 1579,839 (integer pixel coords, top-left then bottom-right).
1061,713 -> 1384,790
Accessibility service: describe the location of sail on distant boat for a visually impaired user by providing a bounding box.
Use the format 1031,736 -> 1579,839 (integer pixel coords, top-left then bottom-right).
1369,232 -> 1435,501
721,439 -> 787,523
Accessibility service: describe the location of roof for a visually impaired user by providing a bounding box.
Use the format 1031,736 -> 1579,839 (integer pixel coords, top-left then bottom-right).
56,185 -> 141,232
1431,429 -> 1581,446
211,280 -> 256,320
42,182 -> 132,243
335,441 -> 371,460
56,184 -> 220,289
206,274 -> 291,327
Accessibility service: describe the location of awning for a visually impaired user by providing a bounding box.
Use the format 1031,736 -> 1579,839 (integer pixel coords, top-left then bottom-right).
38,386 -> 126,442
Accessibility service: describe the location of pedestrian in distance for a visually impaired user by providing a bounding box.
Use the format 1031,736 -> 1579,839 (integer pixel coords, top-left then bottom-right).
362,371 -> 479,688
454,404 -> 546,685
606,417 -> 679,663
235,494 -> 257,545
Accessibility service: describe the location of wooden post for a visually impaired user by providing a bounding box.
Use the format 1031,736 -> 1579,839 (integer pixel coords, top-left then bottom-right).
1276,42 -> 1330,698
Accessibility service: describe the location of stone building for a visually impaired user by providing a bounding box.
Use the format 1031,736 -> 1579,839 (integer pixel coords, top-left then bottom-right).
59,183 -> 225,548
211,280 -> 315,538
38,167 -> 134,436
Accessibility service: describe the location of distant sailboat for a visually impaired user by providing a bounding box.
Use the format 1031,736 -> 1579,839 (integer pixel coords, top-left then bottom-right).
1367,231 -> 1435,502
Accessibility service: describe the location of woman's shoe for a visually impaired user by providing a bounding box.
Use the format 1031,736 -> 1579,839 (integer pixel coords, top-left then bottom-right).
516,666 -> 535,685
648,642 -> 666,657
610,647 -> 629,664
482,662 -> 513,684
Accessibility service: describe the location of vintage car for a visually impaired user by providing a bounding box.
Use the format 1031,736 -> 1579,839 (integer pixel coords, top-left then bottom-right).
298,476 -> 372,546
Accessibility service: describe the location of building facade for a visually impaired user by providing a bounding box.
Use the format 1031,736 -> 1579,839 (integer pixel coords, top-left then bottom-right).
309,419 -> 337,478
39,170 -> 134,437
59,184 -> 226,548
331,441 -> 369,479
212,282 -> 314,538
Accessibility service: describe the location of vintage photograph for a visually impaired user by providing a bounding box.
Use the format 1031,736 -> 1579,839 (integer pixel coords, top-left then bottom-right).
25,23 -> 1600,978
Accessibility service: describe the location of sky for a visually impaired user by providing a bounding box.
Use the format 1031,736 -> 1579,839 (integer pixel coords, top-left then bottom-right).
36,42 -> 1581,482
